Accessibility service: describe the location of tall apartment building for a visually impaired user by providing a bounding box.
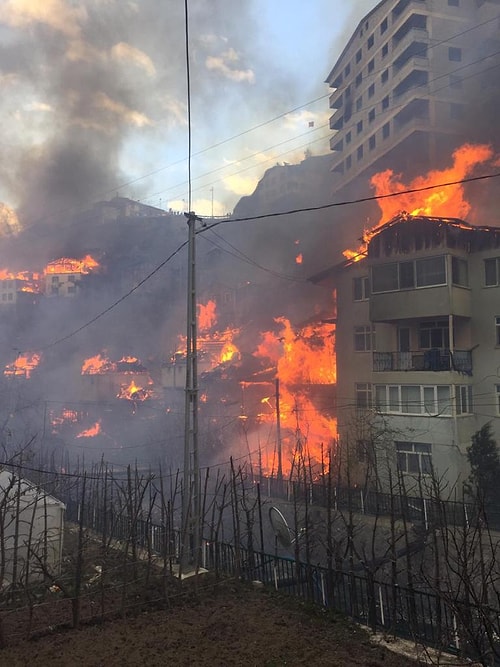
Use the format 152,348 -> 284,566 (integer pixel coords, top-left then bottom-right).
325,0 -> 500,193
314,213 -> 500,495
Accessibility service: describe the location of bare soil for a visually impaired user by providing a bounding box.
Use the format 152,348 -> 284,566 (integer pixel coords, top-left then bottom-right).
0,579 -> 425,666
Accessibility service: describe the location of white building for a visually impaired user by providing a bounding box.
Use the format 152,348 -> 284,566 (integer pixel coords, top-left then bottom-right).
0,470 -> 65,585
314,213 -> 500,496
325,0 -> 500,192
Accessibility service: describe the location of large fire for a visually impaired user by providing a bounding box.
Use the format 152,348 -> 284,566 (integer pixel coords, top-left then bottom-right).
4,351 -> 42,379
252,316 -> 336,475
45,254 -> 99,275
117,380 -> 152,401
343,143 -> 495,261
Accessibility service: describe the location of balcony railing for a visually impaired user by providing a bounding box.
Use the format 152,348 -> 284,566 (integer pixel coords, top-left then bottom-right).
373,349 -> 472,374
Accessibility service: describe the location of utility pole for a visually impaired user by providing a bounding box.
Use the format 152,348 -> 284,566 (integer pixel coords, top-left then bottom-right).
275,377 -> 283,484
181,210 -> 203,572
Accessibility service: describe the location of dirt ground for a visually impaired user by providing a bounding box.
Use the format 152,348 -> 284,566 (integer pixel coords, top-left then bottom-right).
0,579 -> 433,667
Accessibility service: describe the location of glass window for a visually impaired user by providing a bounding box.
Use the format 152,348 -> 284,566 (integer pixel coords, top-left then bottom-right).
381,18 -> 388,34
455,385 -> 473,415
415,256 -> 446,287
368,83 -> 375,98
449,47 -> 462,62
382,122 -> 390,139
437,386 -> 452,416
353,276 -> 370,300
399,261 -> 415,289
485,258 -> 499,286
369,109 -> 375,123
452,257 -> 468,286
354,326 -> 374,351
356,383 -> 372,409
357,145 -> 364,160
357,120 -> 363,134
419,320 -> 449,349
368,34 -> 374,49
356,49 -> 362,63
401,385 -> 420,414
396,442 -> 432,475
382,43 -> 388,57
355,73 -> 362,87
372,263 -> 398,292
368,58 -> 375,73
346,131 -> 352,144
381,69 -> 389,84
369,135 -> 376,150
382,95 -> 389,110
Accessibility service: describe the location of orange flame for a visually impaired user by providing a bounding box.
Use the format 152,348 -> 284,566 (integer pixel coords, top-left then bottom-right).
198,299 -> 217,332
117,380 -> 151,401
295,253 -> 303,265
253,317 -> 337,474
45,254 -> 99,275
343,143 -> 495,261
4,351 -> 41,379
76,421 -> 102,438
81,353 -> 115,375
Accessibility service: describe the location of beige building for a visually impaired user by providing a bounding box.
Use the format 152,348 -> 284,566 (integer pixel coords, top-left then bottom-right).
315,213 -> 500,495
325,0 -> 500,193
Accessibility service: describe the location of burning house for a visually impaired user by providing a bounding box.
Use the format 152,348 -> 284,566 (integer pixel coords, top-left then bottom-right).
315,211 -> 500,496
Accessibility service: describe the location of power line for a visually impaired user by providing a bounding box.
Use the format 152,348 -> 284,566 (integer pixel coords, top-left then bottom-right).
16,168 -> 500,355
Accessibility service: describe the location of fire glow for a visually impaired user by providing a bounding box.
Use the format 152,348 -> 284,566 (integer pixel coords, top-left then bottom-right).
76,421 -> 102,438
45,254 -> 99,275
4,352 -> 41,379
343,143 -> 495,261
252,316 -> 337,475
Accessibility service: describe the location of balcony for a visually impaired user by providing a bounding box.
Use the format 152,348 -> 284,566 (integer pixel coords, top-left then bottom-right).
373,349 -> 472,374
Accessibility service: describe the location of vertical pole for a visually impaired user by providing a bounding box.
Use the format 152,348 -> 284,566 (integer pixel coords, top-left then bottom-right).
275,377 -> 283,484
181,211 -> 201,570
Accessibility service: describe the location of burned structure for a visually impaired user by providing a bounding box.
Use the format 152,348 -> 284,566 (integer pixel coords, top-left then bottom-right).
316,212 -> 500,494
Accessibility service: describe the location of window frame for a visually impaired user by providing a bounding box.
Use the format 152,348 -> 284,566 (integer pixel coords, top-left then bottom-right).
396,441 -> 432,476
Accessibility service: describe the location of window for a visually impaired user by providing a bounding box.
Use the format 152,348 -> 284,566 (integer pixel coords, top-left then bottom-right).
496,385 -> 500,415
381,69 -> 389,84
382,95 -> 389,110
356,49 -> 362,63
356,383 -> 372,409
368,34 -> 374,49
485,258 -> 500,286
449,47 -> 462,62
496,316 -> 500,345
345,155 -> 352,170
368,108 -> 375,123
382,43 -> 389,57
1,294 -> 6,302
357,120 -> 363,134
455,385 -> 473,414
368,58 -> 375,73
344,63 -> 351,77
355,72 -> 362,87
381,17 -> 388,34
357,145 -> 364,160
354,325 -> 374,351
368,83 -> 375,98
396,442 -> 432,475
345,131 -> 352,144
372,256 -> 446,293
382,122 -> 390,139
415,256 -> 446,287
448,0 -> 459,5
353,276 -> 370,300
52,276 -> 59,283
67,286 -> 76,294
356,96 -> 362,111
451,257 -> 468,286
369,135 -> 376,150
450,74 -> 462,89
375,385 -> 451,416
419,320 -> 449,349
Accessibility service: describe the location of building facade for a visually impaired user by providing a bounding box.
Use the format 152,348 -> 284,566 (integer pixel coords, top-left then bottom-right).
325,0 -> 500,192
323,213 -> 500,495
